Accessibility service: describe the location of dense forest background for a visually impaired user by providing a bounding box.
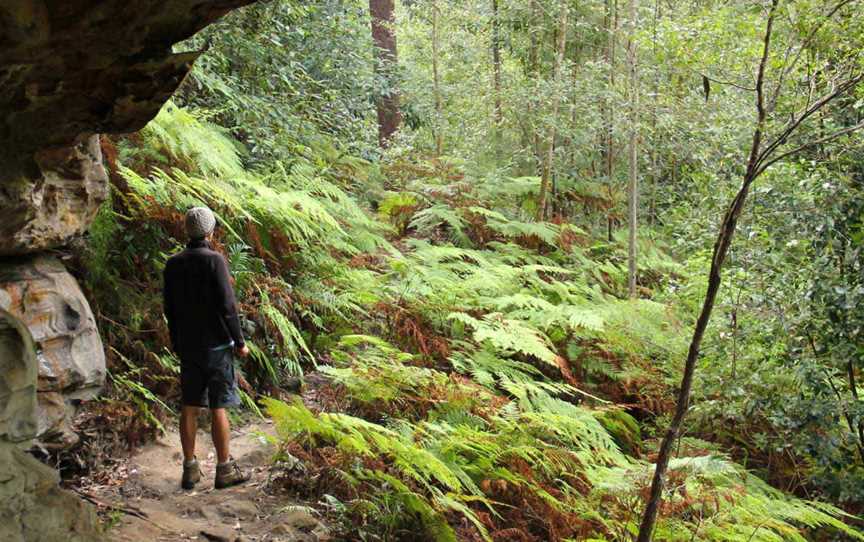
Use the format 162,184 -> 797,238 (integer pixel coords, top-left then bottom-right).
64,0 -> 864,539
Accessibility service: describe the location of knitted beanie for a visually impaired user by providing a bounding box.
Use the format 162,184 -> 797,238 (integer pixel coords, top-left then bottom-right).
185,206 -> 216,239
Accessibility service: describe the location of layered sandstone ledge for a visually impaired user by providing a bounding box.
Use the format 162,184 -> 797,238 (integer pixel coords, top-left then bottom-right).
0,2 -> 255,539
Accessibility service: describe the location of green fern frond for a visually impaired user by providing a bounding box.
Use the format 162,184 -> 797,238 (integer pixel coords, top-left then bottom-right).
448,312 -> 558,365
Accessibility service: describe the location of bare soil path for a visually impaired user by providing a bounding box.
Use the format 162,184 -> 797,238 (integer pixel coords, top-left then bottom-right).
81,419 -> 328,542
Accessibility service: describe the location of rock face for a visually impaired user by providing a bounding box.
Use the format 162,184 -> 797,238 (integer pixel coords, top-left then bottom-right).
0,308 -> 102,542
0,2 -> 256,538
0,306 -> 38,443
0,0 -> 257,446
0,0 -> 256,158
0,447 -> 102,542
0,135 -> 109,256
0,255 -> 105,444
0,0 -> 255,254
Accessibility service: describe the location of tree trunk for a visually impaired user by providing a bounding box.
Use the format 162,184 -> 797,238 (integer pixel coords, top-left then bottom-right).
648,0 -> 660,226
603,0 -> 617,241
535,4 -> 568,221
528,0 -> 542,173
369,0 -> 401,147
635,3 -> 777,539
491,0 -> 503,156
626,0 -> 639,298
432,0 -> 444,156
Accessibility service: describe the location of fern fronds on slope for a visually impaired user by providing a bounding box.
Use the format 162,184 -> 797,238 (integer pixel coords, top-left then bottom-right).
448,312 -> 558,365
589,455 -> 864,541
263,396 -> 488,541
139,102 -> 246,178
122,103 -> 392,262
321,334 -> 449,412
264,391 -> 629,541
469,206 -> 561,247
410,204 -> 472,247
258,289 -> 313,378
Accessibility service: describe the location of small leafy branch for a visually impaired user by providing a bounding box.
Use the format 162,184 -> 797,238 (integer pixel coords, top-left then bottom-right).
637,0 -> 864,539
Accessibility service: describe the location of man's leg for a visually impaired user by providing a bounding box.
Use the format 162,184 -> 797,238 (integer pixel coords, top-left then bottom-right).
212,407 -> 249,488
180,352 -> 207,463
179,352 -> 207,489
180,405 -> 200,461
209,348 -> 249,489
180,404 -> 203,490
210,407 -> 231,464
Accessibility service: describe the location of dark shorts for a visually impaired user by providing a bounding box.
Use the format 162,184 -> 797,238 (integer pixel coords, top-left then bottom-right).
180,346 -> 241,409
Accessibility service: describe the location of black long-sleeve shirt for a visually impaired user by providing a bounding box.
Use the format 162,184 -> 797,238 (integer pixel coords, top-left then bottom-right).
163,239 -> 245,355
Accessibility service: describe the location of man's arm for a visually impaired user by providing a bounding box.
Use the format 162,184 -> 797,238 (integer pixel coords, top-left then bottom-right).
163,263 -> 179,352
212,254 -> 246,349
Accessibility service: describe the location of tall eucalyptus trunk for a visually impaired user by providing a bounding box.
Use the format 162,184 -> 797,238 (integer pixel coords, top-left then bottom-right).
603,0 -> 618,241
626,0 -> 639,298
535,3 -> 568,221
369,0 -> 401,147
527,0 -> 542,171
491,0 -> 503,156
432,0 -> 444,156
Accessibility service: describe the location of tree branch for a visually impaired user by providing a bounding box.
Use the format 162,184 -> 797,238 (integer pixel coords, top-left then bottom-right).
699,72 -> 756,92
756,119 -> 864,176
767,0 -> 860,111
636,1 -> 779,539
756,71 -> 864,169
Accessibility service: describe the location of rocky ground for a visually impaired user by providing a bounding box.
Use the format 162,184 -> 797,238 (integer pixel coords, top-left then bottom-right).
75,420 -> 328,542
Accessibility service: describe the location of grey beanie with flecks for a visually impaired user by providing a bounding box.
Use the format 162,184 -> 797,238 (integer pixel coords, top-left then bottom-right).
185,206 -> 216,240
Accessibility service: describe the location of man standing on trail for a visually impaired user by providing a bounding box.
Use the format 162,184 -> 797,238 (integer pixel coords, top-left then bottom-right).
163,206 -> 251,490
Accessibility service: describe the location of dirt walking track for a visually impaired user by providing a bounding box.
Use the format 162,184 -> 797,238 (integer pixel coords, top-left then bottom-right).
83,421 -> 329,542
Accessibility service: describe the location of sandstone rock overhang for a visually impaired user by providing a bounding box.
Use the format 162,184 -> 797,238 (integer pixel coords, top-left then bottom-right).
0,0 -> 256,168
0,0 -> 257,254
0,1 -> 258,446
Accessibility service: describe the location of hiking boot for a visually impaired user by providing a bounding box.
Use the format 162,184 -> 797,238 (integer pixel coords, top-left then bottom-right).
215,457 -> 250,489
181,458 -> 202,490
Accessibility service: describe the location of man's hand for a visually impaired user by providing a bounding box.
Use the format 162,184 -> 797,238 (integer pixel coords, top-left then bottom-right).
236,344 -> 250,358
237,373 -> 253,394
